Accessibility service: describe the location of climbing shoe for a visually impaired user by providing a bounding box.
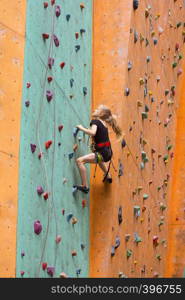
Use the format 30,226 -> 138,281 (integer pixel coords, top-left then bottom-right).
103,174 -> 112,183
73,185 -> 89,194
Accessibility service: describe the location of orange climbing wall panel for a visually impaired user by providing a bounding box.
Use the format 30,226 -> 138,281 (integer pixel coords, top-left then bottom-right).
165,59 -> 185,278
90,0 -> 185,277
0,1 -> 26,277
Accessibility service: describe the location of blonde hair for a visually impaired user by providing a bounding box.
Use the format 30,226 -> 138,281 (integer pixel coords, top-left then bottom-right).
92,105 -> 122,138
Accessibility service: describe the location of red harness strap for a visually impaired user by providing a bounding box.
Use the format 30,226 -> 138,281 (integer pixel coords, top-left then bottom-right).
96,141 -> 111,148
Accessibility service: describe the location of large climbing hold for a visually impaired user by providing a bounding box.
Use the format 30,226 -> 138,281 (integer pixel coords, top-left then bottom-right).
133,0 -> 139,10
34,220 -> 42,235
43,2 -> 48,9
45,140 -> 52,149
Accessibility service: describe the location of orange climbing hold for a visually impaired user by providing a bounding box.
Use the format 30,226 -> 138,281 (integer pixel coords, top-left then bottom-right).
80,3 -> 85,9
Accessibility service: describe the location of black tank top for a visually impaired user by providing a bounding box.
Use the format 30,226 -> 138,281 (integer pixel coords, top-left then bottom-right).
90,119 -> 110,144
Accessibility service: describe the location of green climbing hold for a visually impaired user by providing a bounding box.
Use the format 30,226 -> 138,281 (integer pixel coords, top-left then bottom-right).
143,194 -> 149,200
142,112 -> 148,120
126,249 -> 132,258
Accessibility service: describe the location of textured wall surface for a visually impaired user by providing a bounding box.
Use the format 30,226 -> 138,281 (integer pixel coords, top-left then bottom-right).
16,0 -> 92,278
90,0 -> 185,278
0,0 -> 26,277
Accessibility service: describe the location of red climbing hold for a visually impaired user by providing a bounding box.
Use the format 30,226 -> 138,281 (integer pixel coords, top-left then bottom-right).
47,266 -> 55,277
45,140 -> 52,149
80,3 -> 85,9
38,152 -> 43,160
153,236 -> 159,246
55,235 -> 62,244
43,2 -> 48,9
48,58 -> 54,69
175,43 -> 180,51
53,34 -> 60,47
43,192 -> 49,200
62,209 -> 65,215
42,262 -> 47,271
55,5 -> 61,17
60,62 -> 66,69
26,82 -> 31,88
20,271 -> 25,276
71,250 -> 77,256
34,220 -> 42,235
47,76 -> 53,83
75,32 -> 79,39
58,125 -> 64,132
51,0 -> 55,5
42,33 -> 50,40
82,199 -> 87,208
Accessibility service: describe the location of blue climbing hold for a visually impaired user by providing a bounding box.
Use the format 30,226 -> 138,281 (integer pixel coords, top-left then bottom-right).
83,87 -> 87,96
70,79 -> 74,88
76,269 -> 81,276
67,214 -> 73,223
66,14 -> 71,21
80,29 -> 86,35
68,152 -> 74,160
72,186 -> 78,194
115,236 -> 121,249
75,45 -> 80,52
133,0 -> 139,10
111,246 -> 115,257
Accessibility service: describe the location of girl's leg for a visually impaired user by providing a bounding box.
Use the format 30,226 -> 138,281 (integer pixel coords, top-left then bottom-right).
98,161 -> 112,179
76,153 -> 96,187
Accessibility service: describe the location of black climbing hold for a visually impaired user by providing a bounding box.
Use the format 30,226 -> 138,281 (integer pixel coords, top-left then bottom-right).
145,105 -> 149,112
153,38 -> 158,45
81,244 -> 85,250
30,144 -> 36,153
118,206 -> 123,224
70,79 -> 74,88
124,88 -> 130,96
133,0 -> 139,10
115,236 -> 121,249
118,161 -> 124,177
80,29 -> 86,35
76,269 -> 81,275
46,90 -> 53,102
128,61 -> 132,71
66,14 -> 71,21
111,246 -> 115,257
121,139 -> 126,148
83,87 -> 87,96
68,152 -> 74,160
75,45 -> 80,52
146,56 -> 151,63
25,100 -> 30,107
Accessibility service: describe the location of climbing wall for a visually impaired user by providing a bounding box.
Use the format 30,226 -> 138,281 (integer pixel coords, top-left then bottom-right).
90,0 -> 185,278
16,0 -> 92,278
0,0 -> 26,277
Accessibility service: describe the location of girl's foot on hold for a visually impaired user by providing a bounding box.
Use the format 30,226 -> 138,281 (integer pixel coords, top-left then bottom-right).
103,174 -> 112,183
73,185 -> 90,194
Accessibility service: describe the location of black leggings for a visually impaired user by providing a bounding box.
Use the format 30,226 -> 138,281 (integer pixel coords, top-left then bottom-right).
95,146 -> 113,163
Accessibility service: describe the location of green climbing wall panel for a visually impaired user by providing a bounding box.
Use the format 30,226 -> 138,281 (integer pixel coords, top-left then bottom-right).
16,0 -> 92,278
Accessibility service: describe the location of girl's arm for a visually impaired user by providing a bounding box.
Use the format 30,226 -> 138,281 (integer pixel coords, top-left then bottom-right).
76,124 -> 97,136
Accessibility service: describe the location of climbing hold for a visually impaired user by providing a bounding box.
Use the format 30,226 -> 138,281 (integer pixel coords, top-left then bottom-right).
69,152 -> 74,160
134,30 -> 138,43
177,22 -> 182,28
55,5 -> 61,17
124,88 -> 130,96
141,112 -> 148,120
53,35 -> 60,47
43,2 -> 48,9
140,162 -> 145,169
20,271 -> 25,276
47,76 -> 53,83
143,194 -> 149,200
80,3 -> 85,9
139,78 -> 144,85
48,57 -> 54,69
153,272 -> 159,278
34,220 -> 42,235
115,236 -> 121,249
47,266 -> 55,277
42,33 -> 50,40
134,206 -> 140,217
30,144 -> 36,153
66,14 -> 71,21
133,0 -> 139,10
163,155 -> 169,163
175,43 -> 180,51
21,251 -> 25,257
128,61 -> 132,71
81,244 -> 85,250
26,82 -> 31,88
121,138 -> 126,148
51,0 -> 55,5
153,236 -> 159,247
118,206 -> 123,225
119,272 -> 127,278
80,29 -> 86,35
75,45 -> 80,52
76,269 -> 81,276
160,203 -> 167,211
58,125 -> 64,132
46,90 -> 53,102
43,192 -> 49,200
62,209 -> 65,215
60,272 -> 68,278
172,62 -> 178,68
60,62 -> 66,69
37,186 -> 44,196
146,56 -> 151,63
38,152 -> 43,160
142,206 -> 146,212
158,26 -> 164,35
111,246 -> 115,257
73,127 -> 79,137
71,217 -> 78,225
42,262 -> 47,271
177,68 -> 183,76
137,100 -> 142,107
71,250 -> 77,257
25,101 -> 30,107
70,79 -> 74,88
145,8 -> 149,18
126,249 -> 132,258
83,87 -> 87,96
67,214 -> 73,223
153,38 -> 158,45
55,235 -> 62,244
156,75 -> 160,82
118,161 -> 123,177
125,234 -> 131,242
75,32 -> 79,39
82,199 -> 87,208
134,233 -> 142,244
45,140 -> 52,149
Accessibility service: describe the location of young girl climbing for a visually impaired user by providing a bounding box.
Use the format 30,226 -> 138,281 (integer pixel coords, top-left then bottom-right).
73,105 -> 122,194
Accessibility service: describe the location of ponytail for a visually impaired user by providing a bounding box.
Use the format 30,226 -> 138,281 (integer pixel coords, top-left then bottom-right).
105,114 -> 122,138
